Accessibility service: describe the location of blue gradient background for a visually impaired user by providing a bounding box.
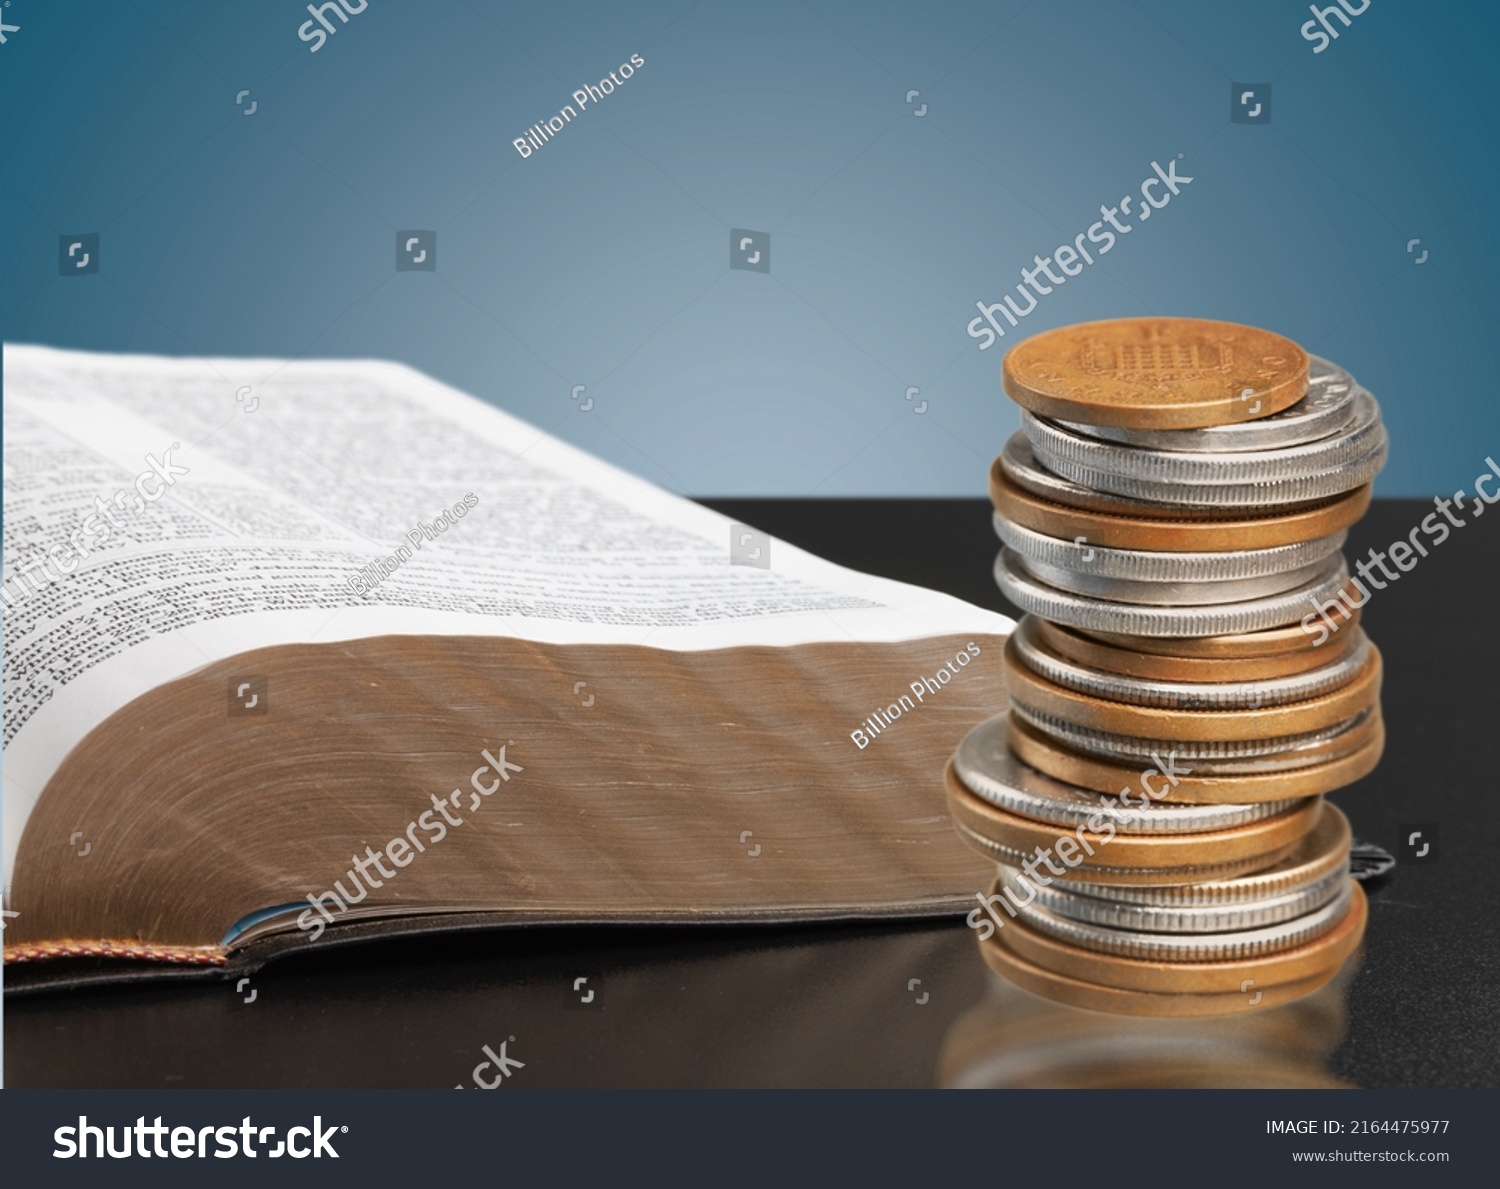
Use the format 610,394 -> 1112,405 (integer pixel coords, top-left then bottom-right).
2,0 -> 1497,496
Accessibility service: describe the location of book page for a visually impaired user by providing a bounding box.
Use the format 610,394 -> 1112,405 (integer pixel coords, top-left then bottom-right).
2,344 -> 1012,881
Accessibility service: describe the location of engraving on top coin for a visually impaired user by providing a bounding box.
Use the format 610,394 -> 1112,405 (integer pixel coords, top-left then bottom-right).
1002,317 -> 1308,430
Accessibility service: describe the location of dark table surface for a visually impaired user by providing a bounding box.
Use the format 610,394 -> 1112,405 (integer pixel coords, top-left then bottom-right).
7,498 -> 1497,1088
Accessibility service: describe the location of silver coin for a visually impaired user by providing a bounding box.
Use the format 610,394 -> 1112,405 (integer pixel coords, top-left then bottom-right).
1009,624 -> 1372,710
999,433 -> 1207,515
1053,357 -> 1360,453
1128,707 -> 1378,775
1031,438 -> 1388,510
1017,865 -> 1347,933
994,548 -> 1350,637
1046,846 -> 1349,907
993,514 -> 1346,583
953,712 -> 1294,833
1015,553 -> 1331,607
1009,703 -> 1373,765
1024,390 -> 1384,488
1035,437 -> 1388,508
1009,880 -> 1353,961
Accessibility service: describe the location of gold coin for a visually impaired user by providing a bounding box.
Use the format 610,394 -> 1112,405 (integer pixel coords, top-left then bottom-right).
1001,317 -> 1309,430
1007,711 -> 1385,804
1030,617 -> 1365,681
990,463 -> 1373,552
989,880 -> 1366,995
946,762 -> 1322,872
1074,614 -> 1361,660
978,930 -> 1349,1017
1003,636 -> 1382,742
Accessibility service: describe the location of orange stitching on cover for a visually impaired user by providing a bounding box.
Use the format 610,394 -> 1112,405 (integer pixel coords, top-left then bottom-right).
3,939 -> 228,965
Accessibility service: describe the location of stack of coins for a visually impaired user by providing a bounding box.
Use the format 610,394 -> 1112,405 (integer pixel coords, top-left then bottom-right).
951,317 -> 1386,1016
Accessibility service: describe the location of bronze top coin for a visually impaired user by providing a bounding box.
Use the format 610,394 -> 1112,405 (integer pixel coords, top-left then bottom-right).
1002,317 -> 1309,430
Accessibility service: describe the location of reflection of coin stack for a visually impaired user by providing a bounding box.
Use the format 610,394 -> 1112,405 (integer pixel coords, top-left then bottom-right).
950,318 -> 1386,1015
939,953 -> 1361,1088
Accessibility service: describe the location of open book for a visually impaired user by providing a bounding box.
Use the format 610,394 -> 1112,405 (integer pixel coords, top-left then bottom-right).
2,346 -> 1012,990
